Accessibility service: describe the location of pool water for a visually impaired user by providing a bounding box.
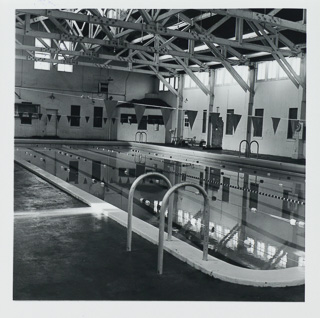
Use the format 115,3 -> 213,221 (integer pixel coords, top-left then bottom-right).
15,143 -> 305,270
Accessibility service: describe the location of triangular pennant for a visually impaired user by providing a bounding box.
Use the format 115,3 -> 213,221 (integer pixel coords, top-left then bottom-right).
28,112 -> 33,119
47,114 -> 52,121
84,178 -> 87,184
134,104 -> 146,126
103,118 -> 108,124
56,115 -> 61,122
18,112 -> 23,119
103,100 -> 118,118
232,114 -> 242,132
67,116 -> 71,123
290,119 -> 299,132
185,110 -> 198,129
112,118 -> 116,124
160,108 -> 172,127
126,177 -> 130,184
251,116 -> 261,131
38,113 -> 43,120
85,116 -> 90,123
271,117 -> 281,134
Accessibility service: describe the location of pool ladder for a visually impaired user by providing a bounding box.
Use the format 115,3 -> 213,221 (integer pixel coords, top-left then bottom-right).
239,140 -> 259,159
135,131 -> 147,143
127,172 -> 210,275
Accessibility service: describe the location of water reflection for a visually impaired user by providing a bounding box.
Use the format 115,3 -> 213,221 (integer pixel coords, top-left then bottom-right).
15,144 -> 305,270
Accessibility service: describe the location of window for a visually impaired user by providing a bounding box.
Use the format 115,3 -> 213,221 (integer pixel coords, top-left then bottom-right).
222,177 -> 230,202
159,80 -> 164,92
70,105 -> 81,127
257,62 -> 266,80
216,69 -> 224,85
169,77 -> 175,88
253,108 -> 264,137
267,60 -> 277,79
20,115 -> 32,125
202,110 -> 207,133
256,241 -> 265,258
226,109 -> 234,135
287,108 -> 298,139
267,245 -> 276,260
249,182 -> 259,209
57,41 -> 73,72
34,38 -> 51,70
184,115 -> 189,127
93,107 -> 103,128
184,75 -> 191,88
138,116 -> 148,130
174,77 -> 179,89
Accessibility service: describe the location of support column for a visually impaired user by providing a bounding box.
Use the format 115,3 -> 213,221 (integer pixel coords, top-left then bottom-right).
176,74 -> 184,139
292,54 -> 306,160
245,65 -> 256,154
206,69 -> 215,148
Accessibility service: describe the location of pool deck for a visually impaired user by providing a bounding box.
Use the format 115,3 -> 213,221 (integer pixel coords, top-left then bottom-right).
14,156 -> 305,290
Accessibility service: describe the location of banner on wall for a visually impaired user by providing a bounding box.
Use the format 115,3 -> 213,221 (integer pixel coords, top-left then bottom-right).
112,118 -> 116,124
38,114 -> 43,120
134,104 -> 146,126
271,117 -> 281,134
232,114 -> 242,132
56,115 -> 61,122
104,100 -> 118,118
67,116 -> 71,123
185,110 -> 198,129
28,112 -> 33,119
160,108 -> 172,127
103,118 -> 108,124
251,116 -> 261,131
85,116 -> 90,123
47,114 -> 52,122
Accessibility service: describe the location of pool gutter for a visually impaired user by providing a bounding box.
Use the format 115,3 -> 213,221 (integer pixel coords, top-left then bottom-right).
14,157 -> 305,288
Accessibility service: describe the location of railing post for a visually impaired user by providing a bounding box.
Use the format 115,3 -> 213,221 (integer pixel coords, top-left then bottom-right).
158,182 -> 210,274
127,172 -> 172,252
250,140 -> 259,159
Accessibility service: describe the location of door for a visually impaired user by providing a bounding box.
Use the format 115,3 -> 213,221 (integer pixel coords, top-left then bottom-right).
46,109 -> 58,137
211,116 -> 224,148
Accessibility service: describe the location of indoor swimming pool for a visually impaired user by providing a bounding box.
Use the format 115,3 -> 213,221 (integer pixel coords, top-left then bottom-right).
14,141 -> 305,271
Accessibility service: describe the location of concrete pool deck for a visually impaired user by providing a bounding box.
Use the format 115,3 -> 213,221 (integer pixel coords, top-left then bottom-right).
14,156 -> 305,288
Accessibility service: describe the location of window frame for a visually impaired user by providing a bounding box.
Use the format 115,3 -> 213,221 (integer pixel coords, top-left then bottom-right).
70,105 -> 81,127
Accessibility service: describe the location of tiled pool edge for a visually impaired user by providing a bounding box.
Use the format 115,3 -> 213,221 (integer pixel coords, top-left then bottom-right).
14,157 -> 305,288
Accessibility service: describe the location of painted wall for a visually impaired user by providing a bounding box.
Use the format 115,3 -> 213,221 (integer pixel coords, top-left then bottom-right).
15,57 -> 156,139
253,79 -> 304,157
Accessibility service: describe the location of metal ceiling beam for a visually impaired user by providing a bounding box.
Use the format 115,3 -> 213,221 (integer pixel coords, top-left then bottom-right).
88,9 -> 114,40
16,28 -> 222,63
211,9 -> 306,33
137,51 -> 180,97
156,9 -> 186,22
253,21 -> 303,87
178,13 -> 251,92
246,20 -> 299,88
16,43 -> 192,71
268,9 -> 282,17
16,54 -> 171,76
138,9 -> 152,24
16,9 -> 292,55
206,16 -> 230,34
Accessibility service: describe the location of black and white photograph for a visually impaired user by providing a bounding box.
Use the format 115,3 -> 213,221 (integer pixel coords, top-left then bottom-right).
1,0 -> 319,317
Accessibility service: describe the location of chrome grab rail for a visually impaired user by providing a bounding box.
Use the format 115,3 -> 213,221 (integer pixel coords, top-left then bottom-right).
135,131 -> 147,143
250,140 -> 259,159
239,140 -> 250,157
127,172 -> 173,252
157,182 -> 210,275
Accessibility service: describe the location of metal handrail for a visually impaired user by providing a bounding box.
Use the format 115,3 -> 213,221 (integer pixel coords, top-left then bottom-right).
135,131 -> 147,143
157,182 -> 210,275
239,140 -> 250,157
250,140 -> 259,159
127,172 -> 173,252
